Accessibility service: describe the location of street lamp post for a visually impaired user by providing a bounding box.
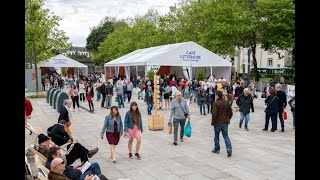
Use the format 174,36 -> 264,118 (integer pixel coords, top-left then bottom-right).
247,0 -> 253,86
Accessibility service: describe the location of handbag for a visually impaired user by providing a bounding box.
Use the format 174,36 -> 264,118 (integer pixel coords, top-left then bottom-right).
264,96 -> 276,112
168,122 -> 172,134
184,120 -> 192,137
283,111 -> 287,120
115,96 -> 118,102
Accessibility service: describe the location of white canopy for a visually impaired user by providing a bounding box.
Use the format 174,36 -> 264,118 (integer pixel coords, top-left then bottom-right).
38,54 -> 88,68
104,41 -> 232,67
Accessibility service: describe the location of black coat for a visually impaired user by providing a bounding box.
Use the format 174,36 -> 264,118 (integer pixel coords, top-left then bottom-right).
265,95 -> 279,114
58,106 -> 69,123
288,96 -> 295,111
51,124 -> 70,146
234,87 -> 244,97
276,90 -> 287,109
236,93 -> 254,114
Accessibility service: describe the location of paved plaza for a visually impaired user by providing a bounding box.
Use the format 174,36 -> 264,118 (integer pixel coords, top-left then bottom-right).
25,90 -> 295,180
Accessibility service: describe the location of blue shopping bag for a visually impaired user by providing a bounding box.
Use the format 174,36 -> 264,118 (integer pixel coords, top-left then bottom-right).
184,120 -> 192,137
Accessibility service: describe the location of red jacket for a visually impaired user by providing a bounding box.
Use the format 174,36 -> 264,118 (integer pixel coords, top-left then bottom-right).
25,98 -> 33,116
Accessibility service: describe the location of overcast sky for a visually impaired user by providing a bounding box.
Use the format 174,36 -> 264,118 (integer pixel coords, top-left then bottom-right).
43,0 -> 179,47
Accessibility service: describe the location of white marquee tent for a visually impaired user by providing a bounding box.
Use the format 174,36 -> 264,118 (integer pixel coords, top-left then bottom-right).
104,41 -> 232,81
38,54 -> 88,75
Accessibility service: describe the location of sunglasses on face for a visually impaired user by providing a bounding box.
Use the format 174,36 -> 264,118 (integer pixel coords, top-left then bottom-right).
54,160 -> 65,169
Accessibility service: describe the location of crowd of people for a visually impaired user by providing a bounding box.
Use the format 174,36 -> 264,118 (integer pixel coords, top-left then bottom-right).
26,72 -> 295,179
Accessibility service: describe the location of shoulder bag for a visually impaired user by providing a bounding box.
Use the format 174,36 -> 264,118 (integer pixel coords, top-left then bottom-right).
264,96 -> 276,112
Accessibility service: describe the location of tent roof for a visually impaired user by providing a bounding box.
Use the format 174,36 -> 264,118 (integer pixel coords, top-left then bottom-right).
38,54 -> 88,68
104,41 -> 232,67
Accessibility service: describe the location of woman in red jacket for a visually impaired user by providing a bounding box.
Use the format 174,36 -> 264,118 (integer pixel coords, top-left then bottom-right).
25,98 -> 33,134
25,98 -> 33,123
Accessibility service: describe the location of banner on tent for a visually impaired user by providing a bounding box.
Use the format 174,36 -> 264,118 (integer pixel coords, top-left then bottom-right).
180,51 -> 201,62
53,59 -> 68,64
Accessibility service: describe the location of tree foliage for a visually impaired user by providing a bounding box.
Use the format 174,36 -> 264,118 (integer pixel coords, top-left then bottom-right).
91,0 -> 294,81
86,20 -> 114,52
146,69 -> 155,81
25,0 -> 70,64
195,70 -> 205,81
25,0 -> 70,93
92,9 -> 162,66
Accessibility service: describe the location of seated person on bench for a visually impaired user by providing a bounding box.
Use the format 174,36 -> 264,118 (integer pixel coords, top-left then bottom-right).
45,120 -> 99,165
45,147 -> 107,180
49,157 -> 107,180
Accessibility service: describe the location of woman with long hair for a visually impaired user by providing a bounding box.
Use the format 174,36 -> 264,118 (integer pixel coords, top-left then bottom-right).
100,106 -> 123,163
124,101 -> 143,160
86,82 -> 94,112
68,84 -> 80,111
263,89 -> 279,132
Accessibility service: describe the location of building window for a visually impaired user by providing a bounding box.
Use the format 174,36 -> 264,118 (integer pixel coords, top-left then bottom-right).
268,49 -> 273,55
277,64 -> 280,67
268,58 -> 273,66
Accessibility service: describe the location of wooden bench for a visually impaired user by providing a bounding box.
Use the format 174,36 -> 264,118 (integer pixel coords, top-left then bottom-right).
34,154 -> 49,180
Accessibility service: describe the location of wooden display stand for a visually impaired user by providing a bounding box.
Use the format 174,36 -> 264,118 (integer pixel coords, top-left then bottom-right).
148,114 -> 164,130
148,75 -> 164,130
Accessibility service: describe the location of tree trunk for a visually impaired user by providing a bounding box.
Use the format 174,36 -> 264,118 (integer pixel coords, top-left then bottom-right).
32,40 -> 39,95
251,44 -> 259,81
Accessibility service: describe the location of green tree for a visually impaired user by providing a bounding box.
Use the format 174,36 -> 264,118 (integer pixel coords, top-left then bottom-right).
25,0 -> 70,94
195,70 -> 205,81
93,10 -> 161,65
146,69 -> 155,81
86,21 -> 114,52
160,0 -> 294,81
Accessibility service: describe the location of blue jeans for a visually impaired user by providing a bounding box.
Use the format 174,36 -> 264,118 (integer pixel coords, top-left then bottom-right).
117,95 -> 124,107
239,112 -> 250,129
80,162 -> 101,180
147,101 -> 153,114
199,102 -> 206,114
213,124 -> 232,152
96,91 -> 101,101
192,90 -> 198,102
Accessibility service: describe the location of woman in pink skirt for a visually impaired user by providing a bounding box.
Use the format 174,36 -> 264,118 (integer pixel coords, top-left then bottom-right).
124,101 -> 143,160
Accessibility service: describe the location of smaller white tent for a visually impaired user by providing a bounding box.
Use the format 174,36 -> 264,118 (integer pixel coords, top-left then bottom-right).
38,54 -> 88,75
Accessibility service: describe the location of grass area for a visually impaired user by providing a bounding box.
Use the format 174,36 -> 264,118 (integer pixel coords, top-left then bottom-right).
26,94 -> 46,99
259,78 -> 272,82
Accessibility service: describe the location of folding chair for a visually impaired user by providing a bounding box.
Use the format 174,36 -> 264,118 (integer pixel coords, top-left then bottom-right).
34,154 -> 50,180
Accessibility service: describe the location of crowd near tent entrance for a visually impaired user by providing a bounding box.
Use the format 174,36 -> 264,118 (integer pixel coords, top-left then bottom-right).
104,41 -> 232,82
37,54 -> 88,76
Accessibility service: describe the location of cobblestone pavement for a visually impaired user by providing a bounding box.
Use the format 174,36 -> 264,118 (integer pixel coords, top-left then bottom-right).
25,89 -> 295,180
